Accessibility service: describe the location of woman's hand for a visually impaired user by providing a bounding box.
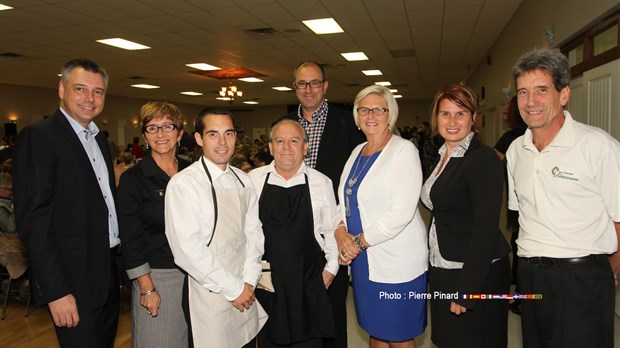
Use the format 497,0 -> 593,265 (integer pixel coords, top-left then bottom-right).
450,301 -> 467,315
138,274 -> 161,317
334,223 -> 360,264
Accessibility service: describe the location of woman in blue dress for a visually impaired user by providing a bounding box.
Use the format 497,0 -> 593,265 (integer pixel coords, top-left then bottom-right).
335,85 -> 429,348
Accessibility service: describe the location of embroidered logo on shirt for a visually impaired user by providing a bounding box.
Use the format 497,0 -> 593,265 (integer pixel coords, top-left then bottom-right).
551,166 -> 579,182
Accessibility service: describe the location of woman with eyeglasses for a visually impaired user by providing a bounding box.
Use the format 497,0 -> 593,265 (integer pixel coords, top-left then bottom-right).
335,85 -> 429,348
117,101 -> 190,347
421,84 -> 510,348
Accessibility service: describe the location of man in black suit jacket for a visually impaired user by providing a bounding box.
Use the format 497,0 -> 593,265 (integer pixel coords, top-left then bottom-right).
282,61 -> 365,348
14,59 -> 120,347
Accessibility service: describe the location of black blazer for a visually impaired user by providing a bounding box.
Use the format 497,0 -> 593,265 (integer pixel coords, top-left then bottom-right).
117,153 -> 190,273
14,110 -> 116,307
430,137 -> 511,306
284,104 -> 365,195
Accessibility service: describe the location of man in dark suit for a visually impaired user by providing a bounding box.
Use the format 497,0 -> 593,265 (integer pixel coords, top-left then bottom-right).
282,61 -> 365,348
14,59 -> 121,347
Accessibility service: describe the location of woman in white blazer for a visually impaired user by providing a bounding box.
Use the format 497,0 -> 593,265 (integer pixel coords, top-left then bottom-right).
335,85 -> 429,348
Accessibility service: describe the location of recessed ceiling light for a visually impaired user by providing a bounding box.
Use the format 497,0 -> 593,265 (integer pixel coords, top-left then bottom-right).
131,84 -> 160,89
389,89 -> 398,93
239,77 -> 263,83
375,81 -> 391,86
186,63 -> 220,71
341,52 -> 368,61
272,86 -> 293,91
0,4 -> 14,10
244,101 -> 259,105
96,38 -> 150,50
394,95 -> 402,99
302,18 -> 344,35
362,70 -> 382,76
180,91 -> 203,96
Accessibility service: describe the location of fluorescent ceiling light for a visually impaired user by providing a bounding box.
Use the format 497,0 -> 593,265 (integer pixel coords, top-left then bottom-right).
186,63 -> 220,71
131,84 -> 160,89
239,77 -> 263,83
244,101 -> 259,105
341,52 -> 368,61
272,86 -> 292,91
180,91 -> 203,96
363,70 -> 383,76
96,38 -> 150,50
302,18 -> 344,34
0,4 -> 14,10
394,95 -> 402,99
216,97 -> 232,101
389,89 -> 398,93
375,81 -> 391,86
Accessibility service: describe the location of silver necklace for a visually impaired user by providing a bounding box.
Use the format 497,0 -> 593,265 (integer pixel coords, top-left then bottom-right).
344,132 -> 390,217
345,146 -> 371,196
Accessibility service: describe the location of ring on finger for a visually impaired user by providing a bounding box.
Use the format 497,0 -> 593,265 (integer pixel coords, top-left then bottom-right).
146,310 -> 151,315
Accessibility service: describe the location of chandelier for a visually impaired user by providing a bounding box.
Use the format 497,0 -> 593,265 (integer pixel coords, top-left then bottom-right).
219,81 -> 243,103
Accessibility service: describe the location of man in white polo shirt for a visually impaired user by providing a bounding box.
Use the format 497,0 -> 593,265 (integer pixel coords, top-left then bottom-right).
506,48 -> 620,348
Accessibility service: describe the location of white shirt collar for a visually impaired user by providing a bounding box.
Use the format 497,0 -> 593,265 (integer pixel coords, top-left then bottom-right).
60,107 -> 99,138
265,161 -> 308,181
201,155 -> 233,182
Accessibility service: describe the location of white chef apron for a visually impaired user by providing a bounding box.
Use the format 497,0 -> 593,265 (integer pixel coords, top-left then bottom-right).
188,184 -> 267,347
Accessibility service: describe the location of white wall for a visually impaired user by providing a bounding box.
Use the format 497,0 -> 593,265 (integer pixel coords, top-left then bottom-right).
467,0 -> 620,145
0,82 -> 432,145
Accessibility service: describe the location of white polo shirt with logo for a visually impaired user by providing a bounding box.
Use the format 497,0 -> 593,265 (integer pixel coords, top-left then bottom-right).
506,111 -> 620,258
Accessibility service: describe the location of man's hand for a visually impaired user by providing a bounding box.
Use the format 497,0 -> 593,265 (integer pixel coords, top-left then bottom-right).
48,294 -> 79,327
322,270 -> 335,289
230,283 -> 256,312
609,252 -> 620,287
611,222 -> 620,286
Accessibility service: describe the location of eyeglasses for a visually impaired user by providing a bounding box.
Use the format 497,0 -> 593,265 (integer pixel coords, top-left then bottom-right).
143,123 -> 178,134
293,80 -> 324,90
357,107 -> 389,116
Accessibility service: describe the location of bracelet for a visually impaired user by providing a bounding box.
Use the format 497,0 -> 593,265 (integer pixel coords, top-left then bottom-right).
354,234 -> 368,251
140,288 -> 157,296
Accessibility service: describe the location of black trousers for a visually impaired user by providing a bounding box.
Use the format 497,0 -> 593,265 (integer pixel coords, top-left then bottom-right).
53,253 -> 120,348
323,265 -> 349,348
518,255 -> 614,348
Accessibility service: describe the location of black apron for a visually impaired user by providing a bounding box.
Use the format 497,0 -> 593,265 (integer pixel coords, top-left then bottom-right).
257,173 -> 334,345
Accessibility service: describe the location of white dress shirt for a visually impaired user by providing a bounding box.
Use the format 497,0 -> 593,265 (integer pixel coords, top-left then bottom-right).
248,162 -> 340,276
165,157 -> 264,301
61,108 -> 120,248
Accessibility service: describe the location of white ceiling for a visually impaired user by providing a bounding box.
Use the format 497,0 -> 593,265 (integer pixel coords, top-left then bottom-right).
0,0 -> 523,106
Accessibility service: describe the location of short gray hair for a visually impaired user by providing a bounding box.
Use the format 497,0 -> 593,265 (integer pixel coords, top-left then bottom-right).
269,119 -> 308,142
60,59 -> 109,90
512,48 -> 570,92
353,85 -> 399,128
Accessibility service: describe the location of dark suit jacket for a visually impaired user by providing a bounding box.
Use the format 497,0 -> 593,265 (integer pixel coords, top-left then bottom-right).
117,153 -> 190,273
14,110 -> 116,308
284,104 -> 365,195
430,137 -> 511,308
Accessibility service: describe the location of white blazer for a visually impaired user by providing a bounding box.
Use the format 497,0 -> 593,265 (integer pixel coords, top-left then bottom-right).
338,135 -> 428,283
